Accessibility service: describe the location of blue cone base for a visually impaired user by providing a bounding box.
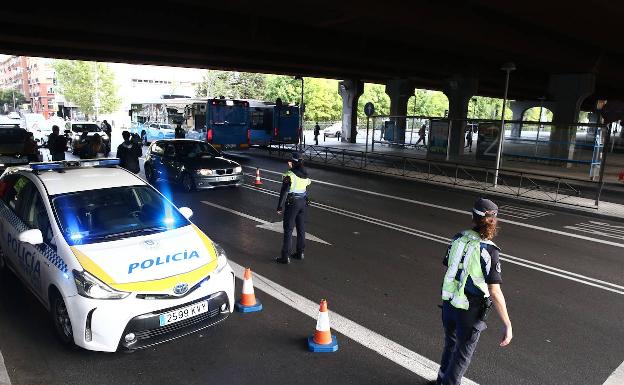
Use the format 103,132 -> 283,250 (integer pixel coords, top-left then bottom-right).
235,299 -> 263,313
307,335 -> 339,352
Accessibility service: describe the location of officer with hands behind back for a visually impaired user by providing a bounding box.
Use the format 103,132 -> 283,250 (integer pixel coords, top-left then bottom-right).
433,198 -> 512,385
274,152 -> 311,264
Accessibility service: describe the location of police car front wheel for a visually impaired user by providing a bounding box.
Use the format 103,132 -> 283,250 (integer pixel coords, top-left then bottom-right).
51,291 -> 76,348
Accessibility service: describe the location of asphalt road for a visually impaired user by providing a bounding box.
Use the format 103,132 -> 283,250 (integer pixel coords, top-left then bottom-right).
1,151 -> 623,385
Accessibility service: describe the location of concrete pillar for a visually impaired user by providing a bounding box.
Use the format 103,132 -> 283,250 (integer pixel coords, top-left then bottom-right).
509,101 -> 532,138
338,79 -> 364,143
547,73 -> 595,160
385,79 -> 415,144
443,75 -> 478,156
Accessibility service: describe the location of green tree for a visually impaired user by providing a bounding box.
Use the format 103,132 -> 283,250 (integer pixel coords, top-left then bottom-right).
358,84 -> 390,119
53,60 -> 120,118
196,71 -> 267,100
0,89 -> 27,111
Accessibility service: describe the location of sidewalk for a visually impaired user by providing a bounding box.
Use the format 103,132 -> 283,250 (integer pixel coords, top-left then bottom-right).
302,131 -> 624,193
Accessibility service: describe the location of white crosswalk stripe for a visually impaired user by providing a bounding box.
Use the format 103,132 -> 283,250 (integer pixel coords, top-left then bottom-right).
565,221 -> 624,241
498,205 -> 552,220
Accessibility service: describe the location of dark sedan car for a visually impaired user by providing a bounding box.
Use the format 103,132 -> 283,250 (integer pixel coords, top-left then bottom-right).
144,139 -> 243,191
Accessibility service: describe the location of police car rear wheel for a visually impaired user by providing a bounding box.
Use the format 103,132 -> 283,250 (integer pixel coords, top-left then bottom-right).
51,292 -> 75,347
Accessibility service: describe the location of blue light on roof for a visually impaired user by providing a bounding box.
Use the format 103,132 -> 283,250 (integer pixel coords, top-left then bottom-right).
31,163 -> 63,171
163,217 -> 175,225
98,159 -> 121,166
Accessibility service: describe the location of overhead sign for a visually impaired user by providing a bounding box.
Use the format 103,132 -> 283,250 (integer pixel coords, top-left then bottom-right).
364,102 -> 375,117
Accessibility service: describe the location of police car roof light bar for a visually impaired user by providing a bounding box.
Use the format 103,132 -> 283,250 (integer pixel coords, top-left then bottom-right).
30,158 -> 120,172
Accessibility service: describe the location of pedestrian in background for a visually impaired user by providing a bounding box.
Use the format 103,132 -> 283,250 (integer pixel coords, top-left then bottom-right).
314,122 -> 320,145
117,130 -> 142,174
416,124 -> 426,146
175,123 -> 186,139
465,128 -> 473,152
433,198 -> 512,385
274,152 -> 311,264
24,132 -> 40,162
48,125 -> 67,161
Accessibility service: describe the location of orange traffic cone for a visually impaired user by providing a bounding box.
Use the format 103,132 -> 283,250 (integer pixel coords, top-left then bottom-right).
235,268 -> 263,313
254,168 -> 263,185
308,299 -> 338,352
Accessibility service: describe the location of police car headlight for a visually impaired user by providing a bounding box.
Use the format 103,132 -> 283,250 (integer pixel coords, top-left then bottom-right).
196,169 -> 213,176
213,243 -> 229,274
73,270 -> 130,300
234,166 -> 242,174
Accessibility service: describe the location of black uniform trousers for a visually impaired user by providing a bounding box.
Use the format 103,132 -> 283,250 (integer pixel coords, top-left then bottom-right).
281,196 -> 307,259
437,299 -> 487,385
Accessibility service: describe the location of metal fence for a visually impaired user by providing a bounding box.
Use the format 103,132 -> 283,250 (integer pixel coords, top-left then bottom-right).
262,142 -> 601,209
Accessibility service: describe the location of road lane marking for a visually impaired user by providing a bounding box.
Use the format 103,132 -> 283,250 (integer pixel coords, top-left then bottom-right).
245,166 -> 624,249
603,360 -> 624,385
565,221 -> 624,241
498,205 -> 553,219
0,348 -> 10,385
227,260 -> 478,385
242,184 -> 624,295
201,201 -> 331,245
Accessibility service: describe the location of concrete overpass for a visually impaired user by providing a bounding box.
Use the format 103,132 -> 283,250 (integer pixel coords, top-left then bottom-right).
1,1 -> 622,150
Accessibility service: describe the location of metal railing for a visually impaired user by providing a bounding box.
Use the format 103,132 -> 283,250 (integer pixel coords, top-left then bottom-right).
262,142 -> 599,209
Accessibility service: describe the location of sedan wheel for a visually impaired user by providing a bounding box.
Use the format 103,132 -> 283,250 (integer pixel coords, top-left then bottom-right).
51,292 -> 75,347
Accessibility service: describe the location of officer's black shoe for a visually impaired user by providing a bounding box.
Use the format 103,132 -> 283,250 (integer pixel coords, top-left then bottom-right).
273,256 -> 290,264
291,253 -> 304,260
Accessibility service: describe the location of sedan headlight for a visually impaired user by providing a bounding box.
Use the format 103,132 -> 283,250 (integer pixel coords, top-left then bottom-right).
73,270 -> 130,299
213,243 -> 229,274
234,166 -> 242,174
196,169 -> 213,176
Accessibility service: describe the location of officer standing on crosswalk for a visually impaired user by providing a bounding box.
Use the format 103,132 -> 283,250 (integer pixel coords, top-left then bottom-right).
433,198 -> 513,385
274,152 -> 311,264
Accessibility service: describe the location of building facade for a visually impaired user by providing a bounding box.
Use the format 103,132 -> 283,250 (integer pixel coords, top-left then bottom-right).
0,55 -> 56,117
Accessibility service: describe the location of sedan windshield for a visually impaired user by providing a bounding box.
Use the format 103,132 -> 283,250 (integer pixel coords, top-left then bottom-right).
52,186 -> 189,245
174,141 -> 220,158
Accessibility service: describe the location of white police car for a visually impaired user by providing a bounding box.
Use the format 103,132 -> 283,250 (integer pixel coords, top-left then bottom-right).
0,159 -> 234,352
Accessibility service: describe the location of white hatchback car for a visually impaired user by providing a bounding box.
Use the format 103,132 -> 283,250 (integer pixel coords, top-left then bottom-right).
0,159 -> 234,352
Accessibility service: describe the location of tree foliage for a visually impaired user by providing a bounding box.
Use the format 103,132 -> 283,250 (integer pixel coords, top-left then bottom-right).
0,89 -> 27,111
53,60 -> 120,118
196,71 -> 266,100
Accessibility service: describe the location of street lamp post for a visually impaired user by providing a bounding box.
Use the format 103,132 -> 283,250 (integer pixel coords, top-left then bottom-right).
493,62 -> 516,188
294,76 -> 304,148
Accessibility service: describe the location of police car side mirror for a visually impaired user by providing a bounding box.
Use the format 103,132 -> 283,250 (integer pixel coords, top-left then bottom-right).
18,229 -> 43,245
179,207 -> 193,219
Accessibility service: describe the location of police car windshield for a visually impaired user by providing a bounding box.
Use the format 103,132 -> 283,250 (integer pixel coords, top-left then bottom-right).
71,124 -> 101,133
52,186 -> 189,245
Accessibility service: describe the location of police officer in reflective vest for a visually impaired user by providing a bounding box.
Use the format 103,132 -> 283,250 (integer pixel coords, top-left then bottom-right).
274,152 -> 311,264
434,198 -> 513,385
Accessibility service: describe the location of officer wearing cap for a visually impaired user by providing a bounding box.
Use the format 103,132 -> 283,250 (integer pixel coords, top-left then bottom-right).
433,198 -> 513,385
274,152 -> 311,264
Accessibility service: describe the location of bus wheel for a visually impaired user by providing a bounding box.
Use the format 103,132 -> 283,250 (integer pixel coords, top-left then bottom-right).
181,172 -> 195,192
50,290 -> 76,348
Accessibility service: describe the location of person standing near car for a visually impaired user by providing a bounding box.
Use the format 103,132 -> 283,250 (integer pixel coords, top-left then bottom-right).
117,130 -> 142,174
274,152 -> 311,264
48,125 -> 67,161
314,122 -> 320,145
175,123 -> 186,139
433,198 -> 512,385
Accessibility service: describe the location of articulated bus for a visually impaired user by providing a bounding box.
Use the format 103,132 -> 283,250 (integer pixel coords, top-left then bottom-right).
130,98 -> 250,150
248,100 -> 300,146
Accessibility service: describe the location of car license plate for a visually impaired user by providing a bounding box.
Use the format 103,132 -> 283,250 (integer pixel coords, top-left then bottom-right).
215,176 -> 236,182
223,144 -> 236,149
159,300 -> 208,326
